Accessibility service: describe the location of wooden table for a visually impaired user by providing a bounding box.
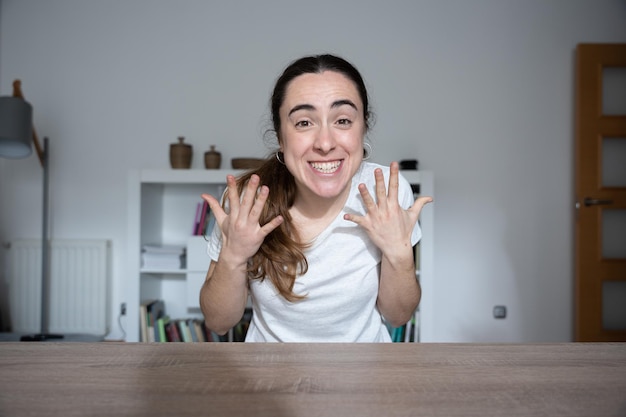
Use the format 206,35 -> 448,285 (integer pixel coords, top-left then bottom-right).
0,343 -> 625,416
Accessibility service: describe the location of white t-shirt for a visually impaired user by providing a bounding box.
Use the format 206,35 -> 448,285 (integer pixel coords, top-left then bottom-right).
207,162 -> 421,342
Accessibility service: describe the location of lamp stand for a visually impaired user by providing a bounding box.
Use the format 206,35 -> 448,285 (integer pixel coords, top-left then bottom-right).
20,137 -> 63,342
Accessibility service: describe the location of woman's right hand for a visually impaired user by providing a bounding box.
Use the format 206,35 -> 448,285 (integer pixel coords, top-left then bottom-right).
201,174 -> 283,265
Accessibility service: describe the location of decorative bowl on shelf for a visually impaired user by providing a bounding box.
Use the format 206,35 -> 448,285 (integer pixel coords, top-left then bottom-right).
231,158 -> 266,170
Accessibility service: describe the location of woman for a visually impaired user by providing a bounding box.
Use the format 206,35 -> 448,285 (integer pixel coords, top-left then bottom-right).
200,54 -> 432,342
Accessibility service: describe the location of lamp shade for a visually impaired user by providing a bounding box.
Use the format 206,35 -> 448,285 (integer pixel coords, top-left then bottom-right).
0,96 -> 33,159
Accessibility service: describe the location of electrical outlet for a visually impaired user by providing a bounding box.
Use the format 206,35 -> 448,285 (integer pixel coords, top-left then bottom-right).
493,305 -> 506,319
120,302 -> 127,316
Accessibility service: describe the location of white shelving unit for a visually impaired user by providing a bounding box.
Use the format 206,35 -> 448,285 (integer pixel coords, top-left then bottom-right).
126,169 -> 434,342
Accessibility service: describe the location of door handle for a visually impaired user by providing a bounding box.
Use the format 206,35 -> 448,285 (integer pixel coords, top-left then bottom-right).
583,197 -> 614,206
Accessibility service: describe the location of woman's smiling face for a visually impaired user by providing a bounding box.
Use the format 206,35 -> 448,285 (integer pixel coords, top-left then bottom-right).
278,70 -> 366,203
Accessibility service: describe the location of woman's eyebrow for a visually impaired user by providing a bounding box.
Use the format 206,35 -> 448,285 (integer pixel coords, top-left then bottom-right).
331,99 -> 357,111
288,104 -> 315,116
288,99 -> 357,117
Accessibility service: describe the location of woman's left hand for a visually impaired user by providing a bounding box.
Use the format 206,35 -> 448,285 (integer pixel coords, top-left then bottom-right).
344,161 -> 432,253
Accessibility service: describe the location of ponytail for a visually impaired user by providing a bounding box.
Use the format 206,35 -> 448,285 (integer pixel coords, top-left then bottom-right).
229,155 -> 308,302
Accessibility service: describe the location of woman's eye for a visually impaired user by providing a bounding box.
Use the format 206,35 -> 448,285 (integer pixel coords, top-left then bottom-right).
295,120 -> 310,128
337,118 -> 352,126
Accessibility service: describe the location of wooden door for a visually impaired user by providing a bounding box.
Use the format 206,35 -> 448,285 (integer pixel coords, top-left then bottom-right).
575,44 -> 626,342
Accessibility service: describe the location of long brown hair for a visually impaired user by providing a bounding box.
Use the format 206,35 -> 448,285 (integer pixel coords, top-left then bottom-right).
229,54 -> 372,302
232,157 -> 307,302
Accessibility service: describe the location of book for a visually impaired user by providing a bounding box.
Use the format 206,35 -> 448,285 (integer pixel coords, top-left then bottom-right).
192,320 -> 206,342
192,202 -> 202,235
184,320 -> 194,342
404,318 -> 413,343
177,320 -> 190,342
390,324 -> 405,343
210,330 -> 224,342
156,315 -> 170,342
233,308 -> 253,342
140,299 -> 159,343
195,200 -> 209,236
187,319 -> 198,342
165,321 -> 182,342
146,300 -> 165,343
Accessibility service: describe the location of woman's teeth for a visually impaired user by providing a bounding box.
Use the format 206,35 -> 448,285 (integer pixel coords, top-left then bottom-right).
310,161 -> 341,173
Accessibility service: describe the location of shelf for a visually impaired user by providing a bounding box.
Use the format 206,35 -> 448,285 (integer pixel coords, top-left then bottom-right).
140,169 -> 247,184
140,168 -> 423,184
140,268 -> 187,275
127,168 -> 434,342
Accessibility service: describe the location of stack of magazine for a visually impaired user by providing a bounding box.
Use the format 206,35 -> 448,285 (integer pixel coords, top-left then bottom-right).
141,244 -> 186,270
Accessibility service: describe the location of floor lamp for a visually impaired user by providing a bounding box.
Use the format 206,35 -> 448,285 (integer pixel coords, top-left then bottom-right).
0,81 -> 62,341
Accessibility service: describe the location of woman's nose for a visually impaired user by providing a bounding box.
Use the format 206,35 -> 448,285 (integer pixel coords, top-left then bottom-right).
313,125 -> 335,153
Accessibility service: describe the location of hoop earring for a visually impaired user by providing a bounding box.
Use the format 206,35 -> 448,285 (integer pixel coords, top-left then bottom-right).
363,142 -> 372,161
275,151 -> 285,165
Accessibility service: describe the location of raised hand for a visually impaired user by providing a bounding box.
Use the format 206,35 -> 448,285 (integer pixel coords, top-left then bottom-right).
343,162 -> 432,254
201,174 -> 283,264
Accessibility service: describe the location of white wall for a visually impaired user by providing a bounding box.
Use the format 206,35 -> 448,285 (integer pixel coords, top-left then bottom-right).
1,0 -> 625,342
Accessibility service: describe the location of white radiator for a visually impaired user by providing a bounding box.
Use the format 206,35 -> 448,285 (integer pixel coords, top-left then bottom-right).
7,239 -> 110,335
